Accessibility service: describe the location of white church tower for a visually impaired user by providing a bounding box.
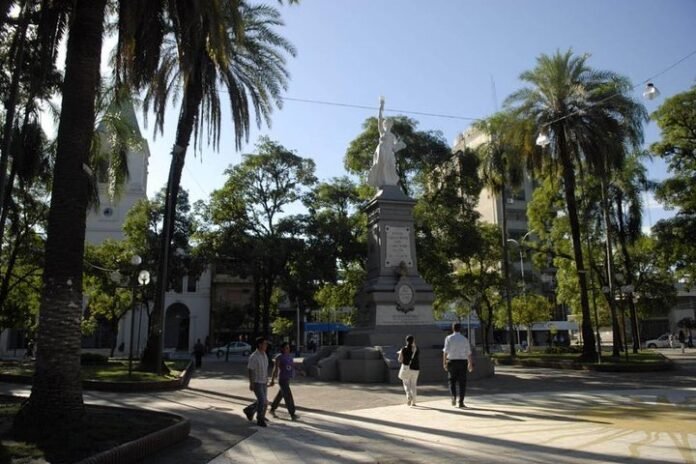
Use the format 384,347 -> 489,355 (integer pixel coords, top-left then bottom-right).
85,101 -> 149,244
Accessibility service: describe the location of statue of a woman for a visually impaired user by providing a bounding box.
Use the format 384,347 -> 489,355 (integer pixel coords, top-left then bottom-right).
367,97 -> 406,188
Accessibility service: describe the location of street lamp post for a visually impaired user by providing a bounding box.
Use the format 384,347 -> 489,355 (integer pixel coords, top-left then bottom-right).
296,302 -> 301,357
112,256 -> 151,378
507,230 -> 534,294
620,284 -> 634,361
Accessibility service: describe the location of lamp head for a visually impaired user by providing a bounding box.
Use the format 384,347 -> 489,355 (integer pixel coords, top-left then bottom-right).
536,131 -> 551,147
138,270 -> 151,286
643,83 -> 660,100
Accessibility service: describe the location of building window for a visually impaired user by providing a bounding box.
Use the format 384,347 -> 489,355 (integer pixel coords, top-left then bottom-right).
187,273 -> 197,292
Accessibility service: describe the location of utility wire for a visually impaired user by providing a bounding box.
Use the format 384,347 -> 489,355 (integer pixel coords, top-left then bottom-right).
283,48 -> 696,128
281,97 -> 481,121
541,48 -> 696,128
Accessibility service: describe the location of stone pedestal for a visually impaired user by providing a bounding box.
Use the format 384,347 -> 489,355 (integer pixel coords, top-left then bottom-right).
346,185 -> 443,348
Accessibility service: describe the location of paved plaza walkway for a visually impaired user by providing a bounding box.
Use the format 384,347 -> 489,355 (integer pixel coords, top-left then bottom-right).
1,349 -> 695,463
210,388 -> 696,464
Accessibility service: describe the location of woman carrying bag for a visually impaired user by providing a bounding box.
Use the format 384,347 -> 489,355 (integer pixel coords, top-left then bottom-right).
398,335 -> 420,407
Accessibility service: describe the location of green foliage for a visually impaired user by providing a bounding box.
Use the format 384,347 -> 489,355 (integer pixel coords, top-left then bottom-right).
0,172 -> 48,331
544,345 -> 582,354
650,86 -> 696,288
271,317 -> 294,337
203,137 -> 317,335
416,148 -> 482,307
315,264 -> 364,308
344,116 -> 452,197
213,303 -> 249,335
122,189 -> 202,304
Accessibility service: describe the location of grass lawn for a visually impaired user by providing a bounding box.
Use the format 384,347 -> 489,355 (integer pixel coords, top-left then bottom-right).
0,359 -> 189,382
0,396 -> 180,464
492,349 -> 671,370
0,359 -> 189,462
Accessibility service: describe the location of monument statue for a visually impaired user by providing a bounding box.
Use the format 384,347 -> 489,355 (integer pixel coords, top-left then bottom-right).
367,97 -> 406,188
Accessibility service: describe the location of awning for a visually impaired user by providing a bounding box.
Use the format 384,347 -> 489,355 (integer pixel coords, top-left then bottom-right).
304,322 -> 351,332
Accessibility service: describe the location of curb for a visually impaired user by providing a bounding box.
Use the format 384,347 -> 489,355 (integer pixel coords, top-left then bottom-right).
494,356 -> 675,372
75,408 -> 191,464
0,361 -> 194,392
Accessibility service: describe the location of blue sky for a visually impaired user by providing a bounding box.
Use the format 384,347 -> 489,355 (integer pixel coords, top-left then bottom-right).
140,0 -> 696,229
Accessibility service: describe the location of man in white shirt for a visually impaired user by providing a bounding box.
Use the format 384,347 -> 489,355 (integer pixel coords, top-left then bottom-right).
243,337 -> 270,427
443,322 -> 474,408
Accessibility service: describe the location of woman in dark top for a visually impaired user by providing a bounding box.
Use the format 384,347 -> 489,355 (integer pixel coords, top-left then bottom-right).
398,334 -> 420,406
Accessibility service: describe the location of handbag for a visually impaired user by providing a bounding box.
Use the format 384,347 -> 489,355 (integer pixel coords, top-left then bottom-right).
398,363 -> 410,380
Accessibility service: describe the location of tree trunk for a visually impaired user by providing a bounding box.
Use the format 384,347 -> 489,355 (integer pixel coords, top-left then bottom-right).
615,194 -> 640,353
14,0 -> 107,435
0,0 -> 29,240
557,128 -> 596,361
500,182 -> 515,357
600,179 -> 622,357
140,79 -> 200,373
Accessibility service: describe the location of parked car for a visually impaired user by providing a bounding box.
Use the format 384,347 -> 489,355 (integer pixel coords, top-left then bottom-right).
644,333 -> 671,349
212,341 -> 252,357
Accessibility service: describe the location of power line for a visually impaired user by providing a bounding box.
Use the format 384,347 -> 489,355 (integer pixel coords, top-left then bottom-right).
541,48 -> 696,128
281,96 -> 481,121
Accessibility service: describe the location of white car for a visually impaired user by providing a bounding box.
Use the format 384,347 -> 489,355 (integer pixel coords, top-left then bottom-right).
212,341 -> 252,357
644,333 -> 671,349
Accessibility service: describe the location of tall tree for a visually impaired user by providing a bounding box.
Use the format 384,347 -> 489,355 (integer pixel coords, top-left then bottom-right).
117,0 -> 296,372
650,85 -> 696,288
506,50 -> 645,361
473,112 -> 525,357
611,153 -> 652,352
15,0 -> 108,435
205,138 -> 316,336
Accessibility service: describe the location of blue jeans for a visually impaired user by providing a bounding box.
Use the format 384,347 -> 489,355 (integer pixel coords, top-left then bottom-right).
244,382 -> 268,422
271,378 -> 296,415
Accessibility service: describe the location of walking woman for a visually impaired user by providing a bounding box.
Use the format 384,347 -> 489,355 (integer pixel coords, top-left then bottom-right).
398,335 -> 420,406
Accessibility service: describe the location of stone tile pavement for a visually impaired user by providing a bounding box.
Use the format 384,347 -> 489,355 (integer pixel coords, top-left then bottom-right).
2,349 -> 696,463
208,388 -> 696,464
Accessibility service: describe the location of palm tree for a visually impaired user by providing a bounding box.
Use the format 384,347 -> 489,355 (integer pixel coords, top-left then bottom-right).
506,50 -> 646,361
612,153 -> 653,352
14,0 -> 108,433
473,112 -> 525,357
116,1 -> 296,372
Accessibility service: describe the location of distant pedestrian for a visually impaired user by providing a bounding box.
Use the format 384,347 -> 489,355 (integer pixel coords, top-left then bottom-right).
243,337 -> 271,427
689,334 -> 694,348
398,335 -> 420,407
443,322 -> 474,408
678,330 -> 686,353
269,342 -> 300,421
193,339 -> 205,368
668,333 -> 674,349
24,340 -> 34,358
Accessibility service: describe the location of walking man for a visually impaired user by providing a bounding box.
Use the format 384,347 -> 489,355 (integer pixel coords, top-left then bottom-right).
269,342 -> 299,420
193,338 -> 205,368
243,337 -> 270,427
443,322 -> 474,408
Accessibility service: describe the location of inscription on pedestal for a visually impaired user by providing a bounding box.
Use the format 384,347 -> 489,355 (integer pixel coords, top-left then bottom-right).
375,304 -> 434,325
384,226 -> 412,268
